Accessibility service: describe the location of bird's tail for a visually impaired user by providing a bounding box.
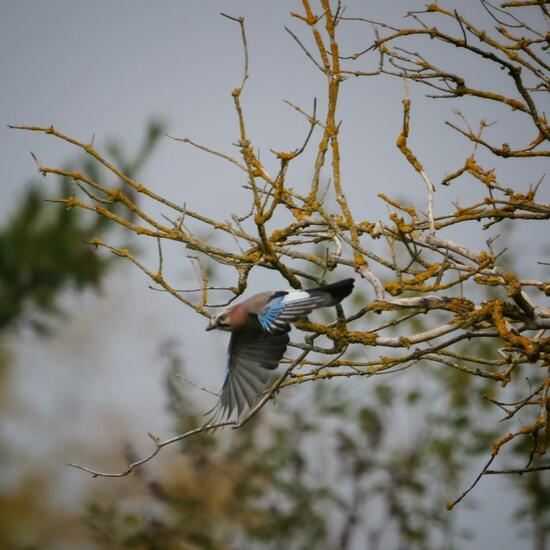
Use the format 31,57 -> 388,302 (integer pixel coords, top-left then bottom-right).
315,278 -> 355,305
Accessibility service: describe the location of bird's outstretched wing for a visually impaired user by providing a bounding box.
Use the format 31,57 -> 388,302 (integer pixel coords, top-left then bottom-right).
257,278 -> 355,333
208,326 -> 290,422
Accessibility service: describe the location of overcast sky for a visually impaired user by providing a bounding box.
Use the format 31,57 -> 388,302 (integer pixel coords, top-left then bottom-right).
2,2 -> 548,548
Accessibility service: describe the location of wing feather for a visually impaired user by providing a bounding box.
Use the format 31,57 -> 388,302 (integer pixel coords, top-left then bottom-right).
208,327 -> 289,421
257,291 -> 333,332
232,369 -> 258,408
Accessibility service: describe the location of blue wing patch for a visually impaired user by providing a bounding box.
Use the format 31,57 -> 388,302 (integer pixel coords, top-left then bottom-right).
223,359 -> 231,383
257,295 -> 286,332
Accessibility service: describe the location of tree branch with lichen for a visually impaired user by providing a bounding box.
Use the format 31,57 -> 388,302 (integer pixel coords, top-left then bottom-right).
9,1 -> 550,505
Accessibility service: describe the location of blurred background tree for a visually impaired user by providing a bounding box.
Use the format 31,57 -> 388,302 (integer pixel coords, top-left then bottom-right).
0,120 -> 164,333
0,120 -> 164,548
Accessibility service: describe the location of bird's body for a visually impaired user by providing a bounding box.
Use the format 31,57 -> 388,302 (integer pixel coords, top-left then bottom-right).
206,278 -> 355,421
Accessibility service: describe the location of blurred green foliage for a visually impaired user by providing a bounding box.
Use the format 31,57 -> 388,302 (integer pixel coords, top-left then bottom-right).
0,121 -> 164,334
0,179 -> 110,332
85,345 -> 460,549
84,253 -> 548,549
0,121 -> 164,549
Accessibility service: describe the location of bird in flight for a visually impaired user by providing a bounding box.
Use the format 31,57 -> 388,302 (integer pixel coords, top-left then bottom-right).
206,278 -> 354,421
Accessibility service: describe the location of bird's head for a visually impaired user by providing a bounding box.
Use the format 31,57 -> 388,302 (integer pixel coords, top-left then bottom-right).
206,310 -> 232,331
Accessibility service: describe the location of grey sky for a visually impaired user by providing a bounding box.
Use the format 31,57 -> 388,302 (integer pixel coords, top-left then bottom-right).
1,1 -> 547,548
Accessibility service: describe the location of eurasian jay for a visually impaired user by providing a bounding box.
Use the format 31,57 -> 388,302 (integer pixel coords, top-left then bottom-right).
206,278 -> 355,420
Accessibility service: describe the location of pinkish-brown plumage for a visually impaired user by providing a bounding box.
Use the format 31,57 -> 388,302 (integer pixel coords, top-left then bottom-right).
227,302 -> 251,327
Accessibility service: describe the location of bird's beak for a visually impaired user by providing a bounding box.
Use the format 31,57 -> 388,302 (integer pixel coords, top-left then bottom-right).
205,319 -> 216,331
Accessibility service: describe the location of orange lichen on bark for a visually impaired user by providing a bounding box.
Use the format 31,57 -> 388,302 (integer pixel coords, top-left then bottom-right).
296,320 -> 378,346
378,193 -> 417,219
389,212 -> 414,234
384,263 -> 446,295
465,157 -> 497,187
492,301 -> 537,359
